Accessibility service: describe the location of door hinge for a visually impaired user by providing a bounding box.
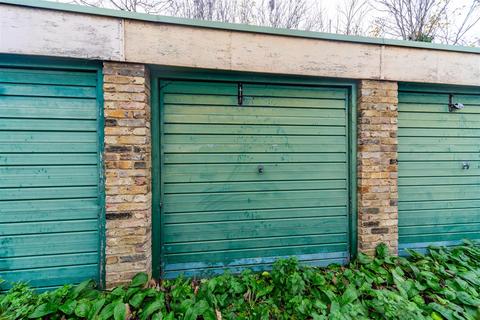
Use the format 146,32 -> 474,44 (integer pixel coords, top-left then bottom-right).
237,83 -> 243,106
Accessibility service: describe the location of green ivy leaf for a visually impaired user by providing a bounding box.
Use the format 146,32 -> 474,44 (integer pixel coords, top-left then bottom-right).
457,291 -> 480,306
130,273 -> 149,288
74,301 -> 90,318
376,244 -> 389,259
89,298 -> 106,319
341,285 -> 358,306
69,279 -> 95,300
98,302 -> 116,320
140,300 -> 164,320
28,303 -> 57,319
113,301 -> 126,320
58,299 -> 77,315
129,291 -> 148,309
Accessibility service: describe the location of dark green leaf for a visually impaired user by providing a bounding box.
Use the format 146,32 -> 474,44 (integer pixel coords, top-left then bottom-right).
113,301 -> 126,320
140,300 -> 164,320
58,299 -> 77,315
28,303 -> 57,319
74,301 -> 90,318
130,273 -> 149,288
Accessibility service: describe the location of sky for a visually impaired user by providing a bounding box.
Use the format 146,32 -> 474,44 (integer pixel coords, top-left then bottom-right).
56,0 -> 480,45
318,0 -> 480,44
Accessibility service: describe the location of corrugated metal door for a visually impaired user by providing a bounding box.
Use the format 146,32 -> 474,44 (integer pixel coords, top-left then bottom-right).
398,84 -> 480,253
160,80 -> 350,277
0,65 -> 102,290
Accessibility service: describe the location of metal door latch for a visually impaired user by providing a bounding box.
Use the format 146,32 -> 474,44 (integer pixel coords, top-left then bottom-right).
462,162 -> 470,170
449,94 -> 465,112
237,83 -> 243,106
257,165 -> 264,174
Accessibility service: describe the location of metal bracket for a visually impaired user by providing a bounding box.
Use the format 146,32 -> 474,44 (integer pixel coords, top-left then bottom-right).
449,94 -> 465,112
237,83 -> 243,106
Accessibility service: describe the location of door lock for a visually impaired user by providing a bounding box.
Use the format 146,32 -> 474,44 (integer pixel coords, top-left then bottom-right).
462,162 -> 470,170
257,165 -> 264,174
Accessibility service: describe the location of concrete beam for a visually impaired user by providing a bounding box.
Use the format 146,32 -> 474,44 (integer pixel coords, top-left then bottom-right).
1,4 -> 479,86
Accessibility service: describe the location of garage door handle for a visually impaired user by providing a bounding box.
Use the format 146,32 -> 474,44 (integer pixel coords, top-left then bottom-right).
257,165 -> 265,174
463,162 -> 470,170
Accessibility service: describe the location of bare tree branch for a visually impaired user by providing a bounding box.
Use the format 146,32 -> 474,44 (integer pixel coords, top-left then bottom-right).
66,0 -> 479,45
337,0 -> 371,35
374,0 -> 452,41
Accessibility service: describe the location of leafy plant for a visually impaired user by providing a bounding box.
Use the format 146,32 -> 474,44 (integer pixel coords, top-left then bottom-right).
1,242 -> 480,319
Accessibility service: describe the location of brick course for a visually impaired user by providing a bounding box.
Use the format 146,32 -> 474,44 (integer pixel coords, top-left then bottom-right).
103,62 -> 152,287
357,80 -> 399,255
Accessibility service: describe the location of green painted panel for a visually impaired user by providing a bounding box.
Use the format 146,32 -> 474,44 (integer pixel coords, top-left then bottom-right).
0,83 -> 96,98
159,80 -> 350,276
164,180 -> 347,194
0,153 -> 98,166
165,104 -> 346,118
399,153 -> 480,161
399,103 -> 480,114
400,208 -> 480,226
0,131 -> 96,143
0,119 -> 97,131
164,142 -> 346,153
165,134 -> 346,145
399,199 -> 480,211
164,94 -> 345,108
161,81 -> 238,95
0,165 -> 98,187
164,114 -> 346,126
0,252 -> 98,271
164,124 -> 346,136
399,112 -> 480,122
164,207 -> 347,223
398,185 -> 480,201
166,233 -> 348,253
163,190 -> 347,212
0,143 -> 97,153
399,128 -> 480,137
398,92 -> 449,104
0,203 -> 99,224
0,96 -> 97,119
1,231 -> 99,257
166,243 -> 348,265
0,265 -> 99,289
398,85 -> 480,252
164,153 -> 346,164
0,219 -> 98,236
399,176 -> 480,186
164,164 -> 347,183
243,84 -> 347,99
0,65 -> 101,290
0,68 -> 96,86
164,216 -> 348,242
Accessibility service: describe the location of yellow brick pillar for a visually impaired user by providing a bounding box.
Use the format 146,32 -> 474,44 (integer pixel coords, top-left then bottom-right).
102,62 -> 152,287
357,80 -> 399,255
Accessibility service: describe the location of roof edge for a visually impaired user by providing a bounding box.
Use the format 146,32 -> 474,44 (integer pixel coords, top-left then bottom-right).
2,0 -> 480,55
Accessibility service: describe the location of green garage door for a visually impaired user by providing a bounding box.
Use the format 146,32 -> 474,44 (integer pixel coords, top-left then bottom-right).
0,65 -> 102,290
398,84 -> 480,254
159,80 -> 351,277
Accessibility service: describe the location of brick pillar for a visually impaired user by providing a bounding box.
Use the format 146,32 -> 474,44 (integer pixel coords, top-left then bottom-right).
357,80 -> 398,255
103,62 -> 151,287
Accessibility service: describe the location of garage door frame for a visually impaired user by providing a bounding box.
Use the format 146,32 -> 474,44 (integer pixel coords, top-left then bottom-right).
0,54 -> 106,288
150,67 -> 358,279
